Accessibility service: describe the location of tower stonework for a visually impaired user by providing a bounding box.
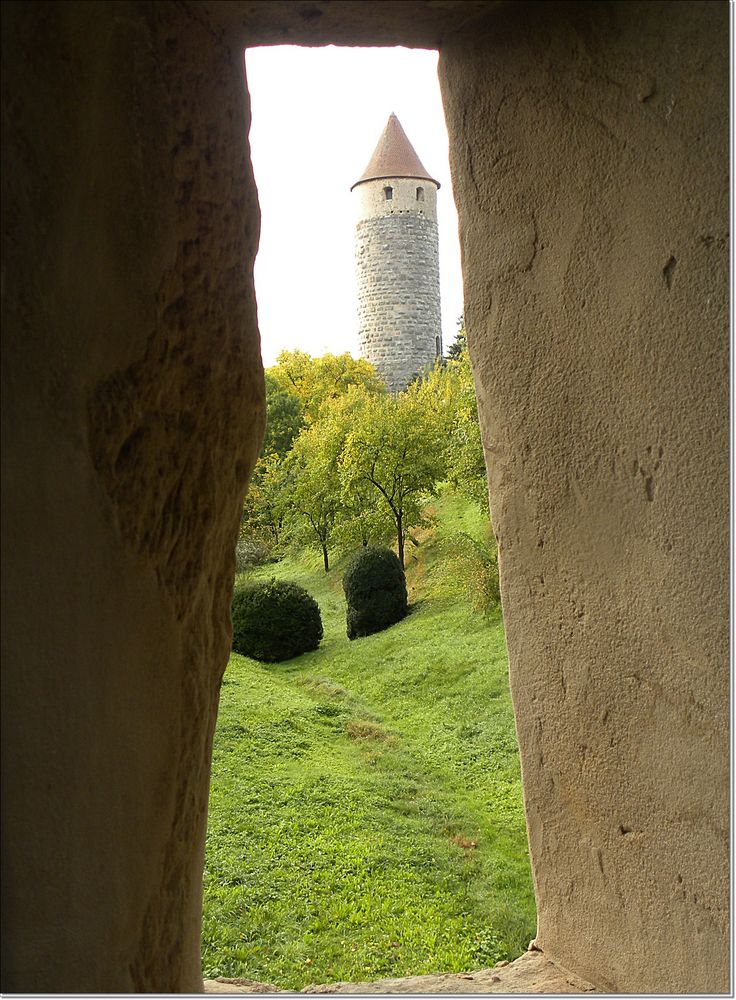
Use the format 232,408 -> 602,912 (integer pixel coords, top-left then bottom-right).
352,114 -> 442,392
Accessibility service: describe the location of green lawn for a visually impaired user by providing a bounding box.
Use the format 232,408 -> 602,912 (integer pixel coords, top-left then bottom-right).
202,491 -> 535,989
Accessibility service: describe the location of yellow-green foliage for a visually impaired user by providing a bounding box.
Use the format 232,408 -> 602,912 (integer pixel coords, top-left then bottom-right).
443,531 -> 501,616
269,349 -> 385,423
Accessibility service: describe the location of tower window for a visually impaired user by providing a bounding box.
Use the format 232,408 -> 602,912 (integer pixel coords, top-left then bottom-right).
435,336 -> 441,356
384,186 -> 393,200
416,187 -> 425,201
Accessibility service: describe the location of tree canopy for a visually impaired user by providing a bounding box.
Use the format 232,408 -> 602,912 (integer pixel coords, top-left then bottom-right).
261,371 -> 304,459
341,385 -> 445,568
268,350 -> 385,423
416,349 -> 488,511
241,342 -> 489,571
282,405 -> 345,573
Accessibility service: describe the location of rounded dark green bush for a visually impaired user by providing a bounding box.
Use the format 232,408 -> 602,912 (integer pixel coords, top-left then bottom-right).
231,578 -> 323,662
342,546 -> 408,640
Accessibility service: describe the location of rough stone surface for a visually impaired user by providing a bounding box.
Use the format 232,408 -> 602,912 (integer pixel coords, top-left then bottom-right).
2,1 -> 263,992
203,951 -> 596,994
2,0 -> 729,995
354,175 -> 442,391
440,0 -> 729,993
301,951 -> 596,994
205,977 -> 281,993
202,1 -> 503,49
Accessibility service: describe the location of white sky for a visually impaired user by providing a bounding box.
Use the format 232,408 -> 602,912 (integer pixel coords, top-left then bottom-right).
245,46 -> 464,367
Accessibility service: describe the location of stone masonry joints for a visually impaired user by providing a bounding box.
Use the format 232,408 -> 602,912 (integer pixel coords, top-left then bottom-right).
352,114 -> 442,391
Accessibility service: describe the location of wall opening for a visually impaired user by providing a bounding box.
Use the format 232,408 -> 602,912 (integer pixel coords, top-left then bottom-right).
202,44 -> 534,992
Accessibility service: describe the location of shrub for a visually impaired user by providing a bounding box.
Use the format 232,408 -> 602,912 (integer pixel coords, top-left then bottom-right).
234,538 -> 273,573
342,546 -> 408,640
231,578 -> 323,662
443,531 -> 501,615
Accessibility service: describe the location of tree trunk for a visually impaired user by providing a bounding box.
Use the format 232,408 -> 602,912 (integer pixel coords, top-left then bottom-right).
322,544 -> 329,573
396,512 -> 404,568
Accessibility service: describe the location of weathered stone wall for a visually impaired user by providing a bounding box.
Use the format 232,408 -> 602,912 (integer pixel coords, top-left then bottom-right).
440,0 -> 729,992
354,176 -> 438,223
1,1 -> 264,991
354,177 -> 442,390
1,0 -> 728,994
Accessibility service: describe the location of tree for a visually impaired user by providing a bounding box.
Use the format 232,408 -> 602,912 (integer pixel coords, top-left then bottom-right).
444,347 -> 488,510
321,389 -> 394,551
335,476 -> 395,551
340,387 -> 445,568
282,414 -> 344,573
269,350 -> 385,423
446,314 -> 467,360
246,352 -> 384,565
240,453 -> 292,547
446,326 -> 467,360
261,371 -> 304,458
281,385 -> 395,571
415,339 -> 488,511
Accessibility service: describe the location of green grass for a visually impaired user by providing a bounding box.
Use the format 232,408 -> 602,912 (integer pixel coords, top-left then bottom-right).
202,490 -> 535,989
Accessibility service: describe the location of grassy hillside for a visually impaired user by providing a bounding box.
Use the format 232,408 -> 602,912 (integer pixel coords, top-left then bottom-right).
202,490 -> 535,989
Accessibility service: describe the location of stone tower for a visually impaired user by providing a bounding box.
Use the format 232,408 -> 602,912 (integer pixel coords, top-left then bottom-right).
351,113 -> 442,392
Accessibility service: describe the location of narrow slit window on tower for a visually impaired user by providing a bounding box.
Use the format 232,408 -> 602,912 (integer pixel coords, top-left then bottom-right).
384,186 -> 393,200
416,186 -> 425,201
436,336 -> 441,356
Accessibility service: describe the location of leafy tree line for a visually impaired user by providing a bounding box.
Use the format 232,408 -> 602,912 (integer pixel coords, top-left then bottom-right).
241,335 -> 488,571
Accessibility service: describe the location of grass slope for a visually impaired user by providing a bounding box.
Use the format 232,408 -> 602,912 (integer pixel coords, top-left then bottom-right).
202,491 -> 535,989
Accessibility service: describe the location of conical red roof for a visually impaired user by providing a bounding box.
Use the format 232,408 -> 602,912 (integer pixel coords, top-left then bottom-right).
351,113 -> 440,191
